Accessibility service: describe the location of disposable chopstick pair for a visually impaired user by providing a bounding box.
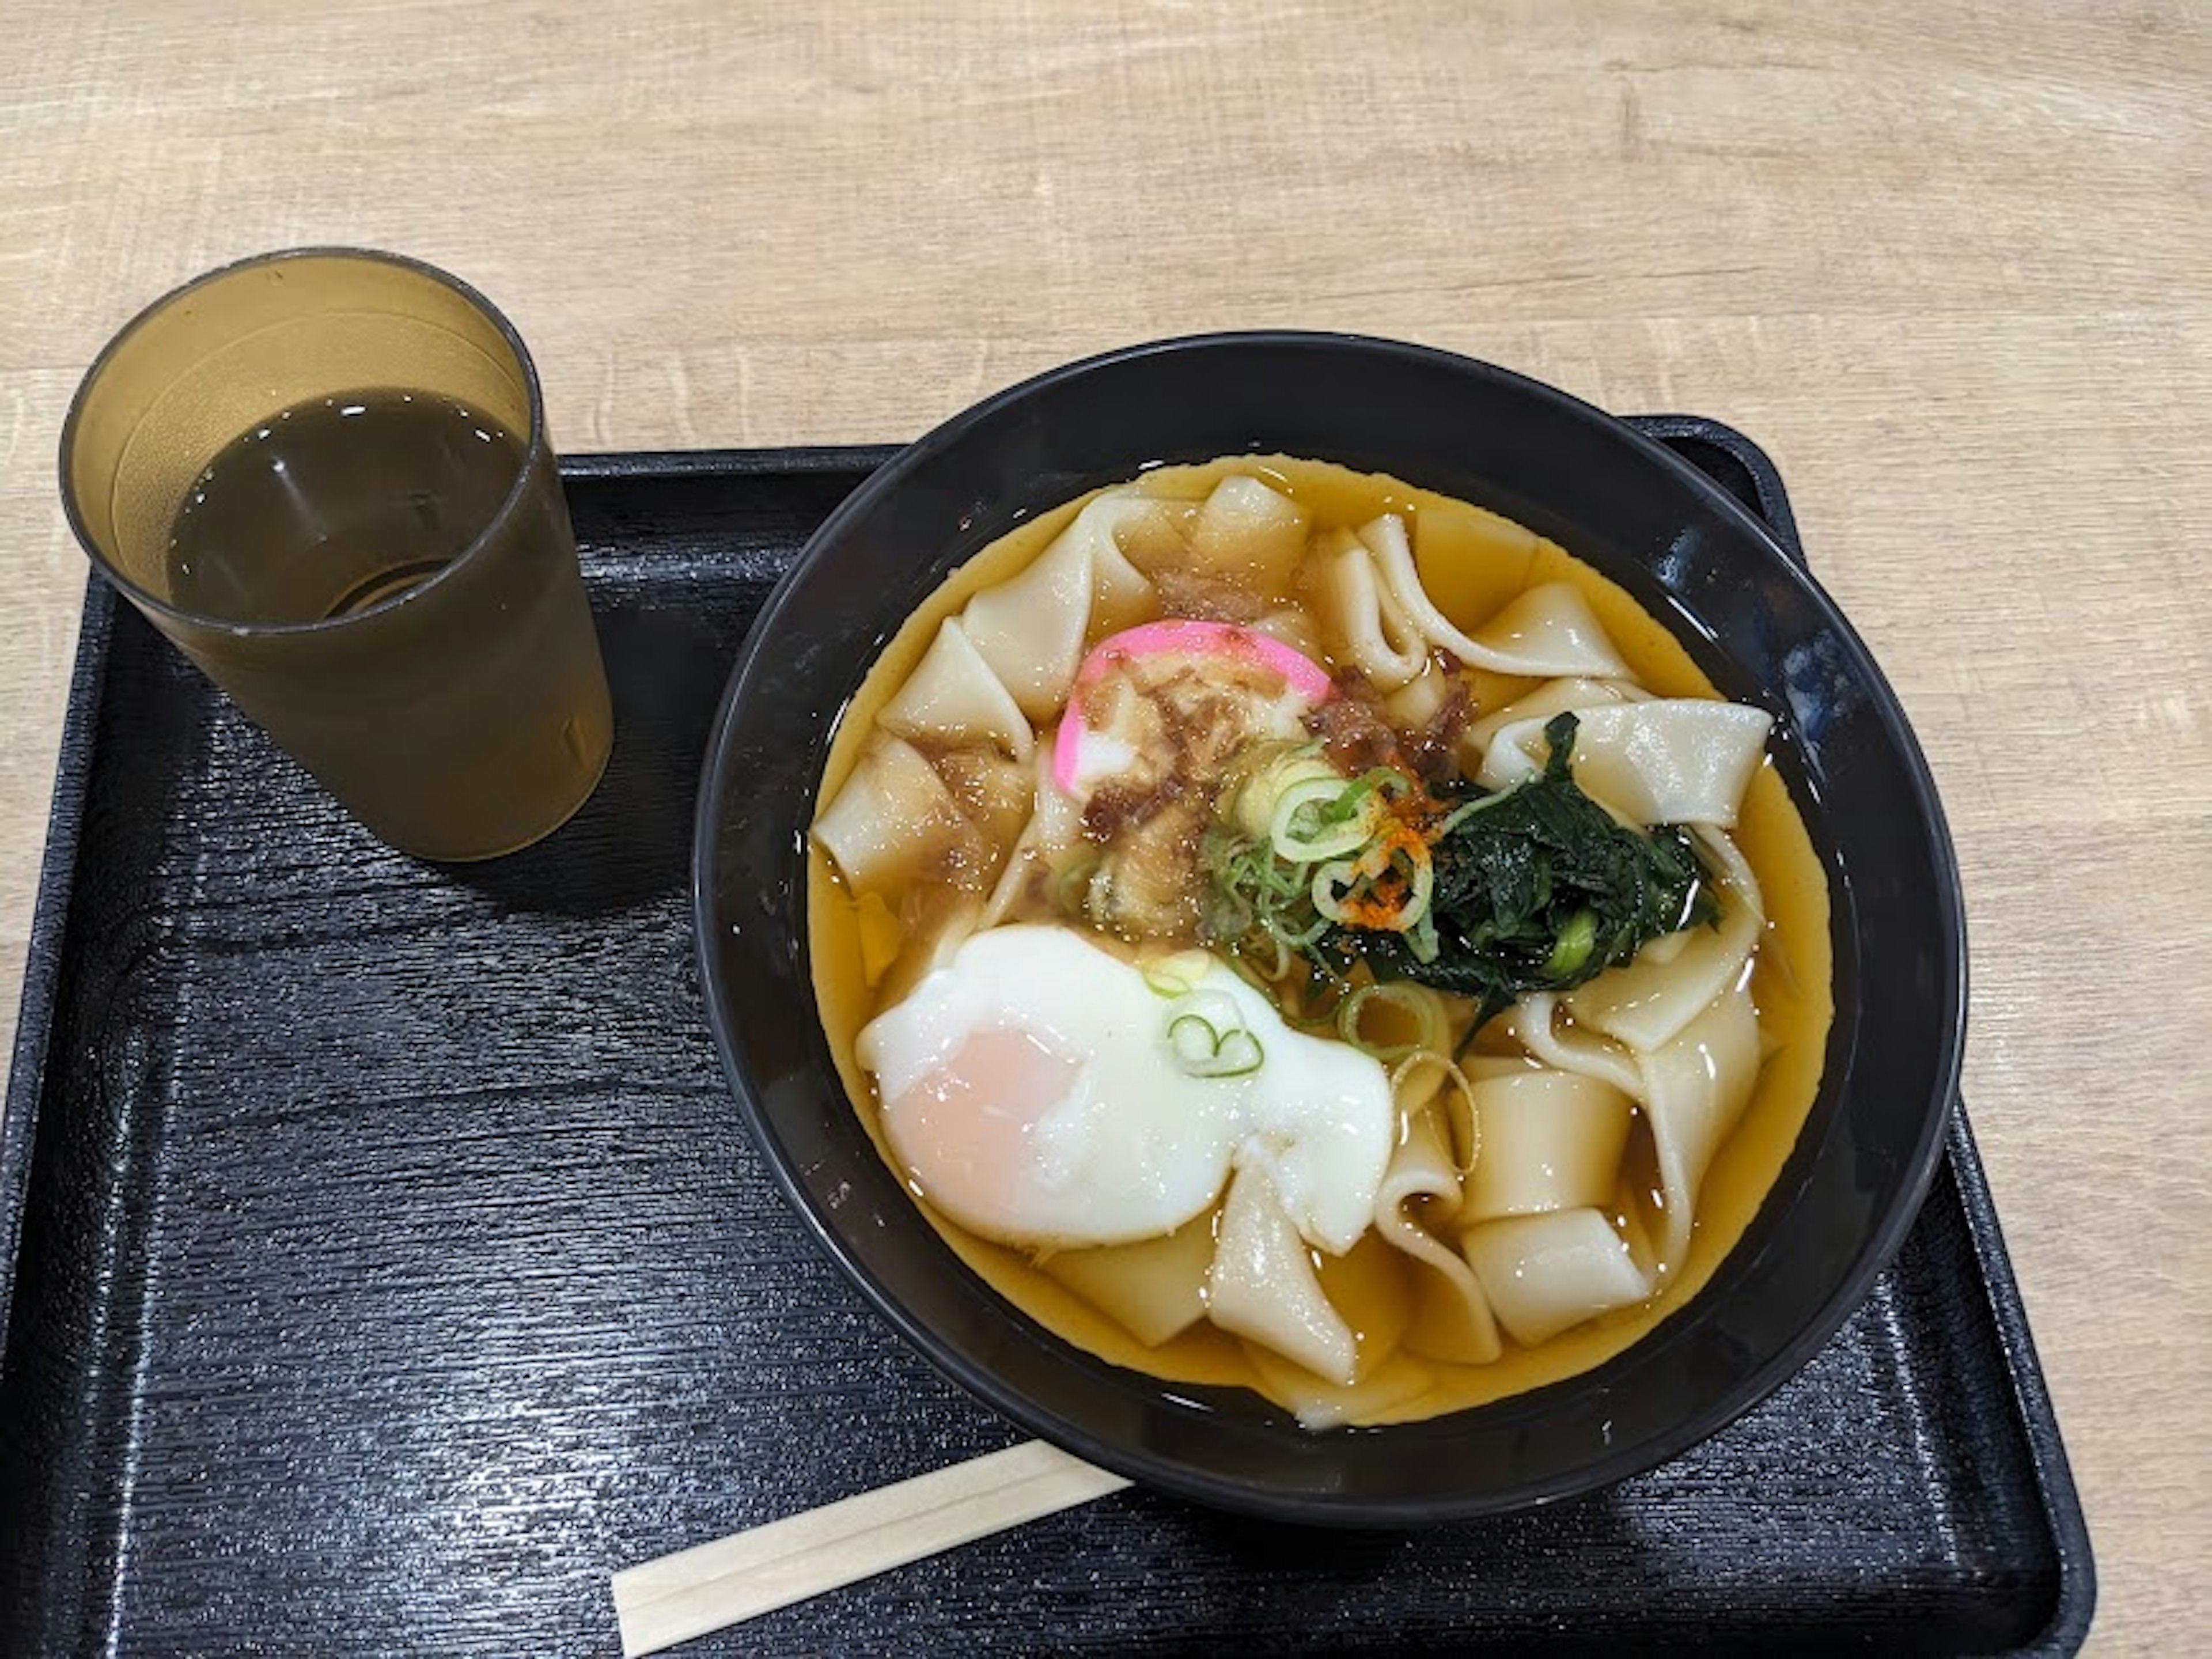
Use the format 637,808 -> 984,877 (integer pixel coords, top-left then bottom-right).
609,1441 -> 1130,1657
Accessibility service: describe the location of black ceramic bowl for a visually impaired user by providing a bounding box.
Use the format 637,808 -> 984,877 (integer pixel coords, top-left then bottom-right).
692,334 -> 1964,1524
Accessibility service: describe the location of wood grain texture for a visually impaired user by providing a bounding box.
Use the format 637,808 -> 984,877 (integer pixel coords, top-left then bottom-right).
0,0 -> 2204,1649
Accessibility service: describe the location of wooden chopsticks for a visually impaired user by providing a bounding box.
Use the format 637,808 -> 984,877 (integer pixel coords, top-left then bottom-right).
609,1441 -> 1130,1656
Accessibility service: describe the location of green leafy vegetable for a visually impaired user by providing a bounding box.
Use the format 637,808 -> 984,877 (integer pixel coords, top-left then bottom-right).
1198,713 -> 1722,1034
1326,713 -> 1717,1022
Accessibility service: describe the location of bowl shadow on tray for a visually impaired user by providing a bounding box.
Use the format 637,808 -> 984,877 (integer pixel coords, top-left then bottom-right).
446,594 -> 732,918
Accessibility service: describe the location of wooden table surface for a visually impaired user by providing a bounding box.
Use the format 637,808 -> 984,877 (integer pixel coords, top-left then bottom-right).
2,2 -> 2204,1650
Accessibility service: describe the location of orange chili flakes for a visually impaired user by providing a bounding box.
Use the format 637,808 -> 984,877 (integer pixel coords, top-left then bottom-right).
1335,815 -> 1433,931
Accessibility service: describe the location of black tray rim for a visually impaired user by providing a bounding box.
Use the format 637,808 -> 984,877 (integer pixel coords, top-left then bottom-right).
1,421 -> 2093,1655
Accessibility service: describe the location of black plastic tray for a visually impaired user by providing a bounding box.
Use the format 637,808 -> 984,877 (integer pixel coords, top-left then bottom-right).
0,423 -> 2092,1656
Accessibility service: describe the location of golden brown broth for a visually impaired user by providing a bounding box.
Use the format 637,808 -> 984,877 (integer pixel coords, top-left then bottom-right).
809,455 -> 1833,1424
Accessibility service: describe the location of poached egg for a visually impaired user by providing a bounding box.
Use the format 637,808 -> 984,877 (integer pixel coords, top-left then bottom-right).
855,925 -> 1395,1255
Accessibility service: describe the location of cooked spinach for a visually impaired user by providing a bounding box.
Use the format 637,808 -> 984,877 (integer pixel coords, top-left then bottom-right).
1313,713 -> 1718,1023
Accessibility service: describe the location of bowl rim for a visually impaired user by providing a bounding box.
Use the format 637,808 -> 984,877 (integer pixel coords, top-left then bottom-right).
691,329 -> 1967,1524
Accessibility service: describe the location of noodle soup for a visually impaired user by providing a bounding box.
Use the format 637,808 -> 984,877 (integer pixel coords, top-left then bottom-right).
808,456 -> 1830,1429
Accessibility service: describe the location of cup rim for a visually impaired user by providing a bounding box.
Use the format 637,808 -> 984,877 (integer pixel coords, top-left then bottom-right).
57,245 -> 552,640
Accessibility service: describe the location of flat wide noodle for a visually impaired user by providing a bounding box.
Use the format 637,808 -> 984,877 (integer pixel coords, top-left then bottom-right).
1207,1163 -> 1358,1385
1309,527 -> 1428,689
1362,512 -> 1628,679
1476,699 -> 1774,827
1251,605 -> 1323,661
1462,675 -> 1639,756
1242,1343 -> 1435,1431
1382,660 -> 1458,729
877,617 -> 1035,760
1463,1070 -> 1636,1222
1463,979 -> 1760,1340
1371,1101 -> 1504,1365
1506,937 -> 1764,1294
1566,828 -> 1763,1052
960,491 -> 1158,720
1039,1215 -> 1216,1348
812,734 -> 974,896
976,744 -> 1087,928
1636,976 -> 1762,1279
1463,1207 -> 1653,1347
1189,476 -> 1309,593
819,490 -> 1163,893
1452,584 -> 1632,679
1506,993 -> 1645,1098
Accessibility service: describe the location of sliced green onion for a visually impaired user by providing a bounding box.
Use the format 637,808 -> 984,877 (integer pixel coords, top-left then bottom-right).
1164,989 -> 1266,1078
1268,775 -> 1377,863
1433,789 -> 1508,838
1141,948 -> 1217,999
1338,981 -> 1450,1061
1166,1009 -> 1265,1078
1543,907 -> 1599,978
1310,837 -> 1437,938
1230,746 -> 1340,842
1312,858 -> 1360,923
1407,904 -> 1441,965
1399,841 -> 1437,931
1261,907 -> 1331,950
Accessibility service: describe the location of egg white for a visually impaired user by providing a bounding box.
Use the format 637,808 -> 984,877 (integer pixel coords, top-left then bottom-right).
855,925 -> 1395,1254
